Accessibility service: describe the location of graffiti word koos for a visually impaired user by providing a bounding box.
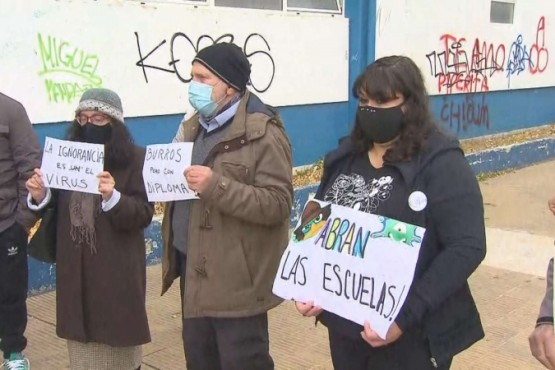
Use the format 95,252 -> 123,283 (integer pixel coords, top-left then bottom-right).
134,32 -> 275,93
440,94 -> 489,133
426,34 -> 506,94
37,33 -> 103,103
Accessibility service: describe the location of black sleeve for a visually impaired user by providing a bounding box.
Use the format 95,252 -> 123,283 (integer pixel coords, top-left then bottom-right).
396,149 -> 487,331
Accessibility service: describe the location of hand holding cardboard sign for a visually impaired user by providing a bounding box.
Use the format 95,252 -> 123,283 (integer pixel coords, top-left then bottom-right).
97,171 -> 116,201
26,168 -> 47,204
295,301 -> 323,317
361,321 -> 403,347
184,165 -> 213,195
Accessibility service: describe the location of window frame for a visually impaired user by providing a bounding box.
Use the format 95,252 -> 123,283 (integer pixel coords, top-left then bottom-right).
136,0 -> 209,5
285,0 -> 343,15
130,0 -> 345,15
213,0 -> 283,11
490,0 -> 515,24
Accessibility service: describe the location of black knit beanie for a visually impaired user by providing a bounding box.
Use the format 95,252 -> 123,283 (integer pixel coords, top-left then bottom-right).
193,43 -> 251,92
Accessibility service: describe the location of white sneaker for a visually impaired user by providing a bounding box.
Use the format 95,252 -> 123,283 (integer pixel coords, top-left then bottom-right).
2,353 -> 30,370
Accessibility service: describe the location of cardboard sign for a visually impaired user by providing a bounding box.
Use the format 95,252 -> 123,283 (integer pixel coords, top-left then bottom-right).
143,143 -> 197,202
40,137 -> 104,194
273,199 -> 425,339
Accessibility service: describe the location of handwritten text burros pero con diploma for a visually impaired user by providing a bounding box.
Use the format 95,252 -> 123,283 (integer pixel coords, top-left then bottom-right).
143,143 -> 197,202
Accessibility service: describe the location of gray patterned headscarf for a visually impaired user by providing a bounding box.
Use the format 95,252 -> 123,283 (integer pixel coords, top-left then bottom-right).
75,88 -> 124,124
69,192 -> 100,254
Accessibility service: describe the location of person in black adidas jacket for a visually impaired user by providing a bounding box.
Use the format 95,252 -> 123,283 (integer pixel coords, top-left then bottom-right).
295,56 -> 486,370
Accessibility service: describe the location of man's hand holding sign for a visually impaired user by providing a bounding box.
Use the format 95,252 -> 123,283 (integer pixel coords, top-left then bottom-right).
273,199 -> 424,342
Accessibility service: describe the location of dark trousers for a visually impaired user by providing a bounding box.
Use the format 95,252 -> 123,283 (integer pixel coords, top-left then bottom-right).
328,328 -> 452,370
178,251 -> 274,370
182,314 -> 274,370
0,222 -> 28,356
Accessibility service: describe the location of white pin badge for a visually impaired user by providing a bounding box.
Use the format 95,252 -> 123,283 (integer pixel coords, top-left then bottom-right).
408,191 -> 427,212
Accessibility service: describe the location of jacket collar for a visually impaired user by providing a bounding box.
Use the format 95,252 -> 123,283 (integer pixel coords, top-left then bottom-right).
180,90 -> 277,144
323,130 -> 462,188
179,91 -> 283,165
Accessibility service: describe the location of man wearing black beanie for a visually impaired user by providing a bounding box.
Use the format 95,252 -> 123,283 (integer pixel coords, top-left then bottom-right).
162,42 -> 293,370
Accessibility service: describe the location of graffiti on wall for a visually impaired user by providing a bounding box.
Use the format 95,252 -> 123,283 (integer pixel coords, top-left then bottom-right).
439,93 -> 489,133
426,16 -> 549,94
506,17 -> 549,84
37,33 -> 103,103
426,34 -> 503,94
134,32 -> 275,93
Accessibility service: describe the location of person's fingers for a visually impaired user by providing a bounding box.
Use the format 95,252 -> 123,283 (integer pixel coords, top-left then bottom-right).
32,173 -> 45,188
27,181 -> 41,190
361,322 -> 386,347
530,333 -> 550,369
544,338 -> 555,369
295,301 -> 315,315
306,306 -> 323,316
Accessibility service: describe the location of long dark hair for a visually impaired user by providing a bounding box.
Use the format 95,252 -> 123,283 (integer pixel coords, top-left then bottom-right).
66,119 -> 135,169
351,55 -> 438,162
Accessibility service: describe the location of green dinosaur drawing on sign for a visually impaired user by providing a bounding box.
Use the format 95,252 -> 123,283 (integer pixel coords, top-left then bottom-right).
371,217 -> 422,247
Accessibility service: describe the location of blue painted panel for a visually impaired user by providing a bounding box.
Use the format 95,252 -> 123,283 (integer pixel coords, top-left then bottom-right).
32,121 -> 69,146
431,87 -> 555,138
27,258 -> 56,295
467,137 -> 555,174
345,0 -> 376,125
279,103 -> 350,166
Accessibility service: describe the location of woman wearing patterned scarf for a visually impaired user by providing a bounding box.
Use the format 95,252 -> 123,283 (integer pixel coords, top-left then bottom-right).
25,88 -> 153,370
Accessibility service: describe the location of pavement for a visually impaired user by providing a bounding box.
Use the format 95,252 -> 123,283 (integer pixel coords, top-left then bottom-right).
22,159 -> 555,370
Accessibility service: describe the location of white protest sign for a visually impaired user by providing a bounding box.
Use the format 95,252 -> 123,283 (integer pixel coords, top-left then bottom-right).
41,137 -> 104,194
143,143 -> 197,202
273,199 -> 425,339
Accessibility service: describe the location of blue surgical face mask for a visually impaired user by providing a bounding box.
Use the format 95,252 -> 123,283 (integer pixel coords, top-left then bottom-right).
188,81 -> 222,117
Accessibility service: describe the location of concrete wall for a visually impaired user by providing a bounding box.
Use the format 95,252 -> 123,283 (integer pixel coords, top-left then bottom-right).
19,0 -> 555,293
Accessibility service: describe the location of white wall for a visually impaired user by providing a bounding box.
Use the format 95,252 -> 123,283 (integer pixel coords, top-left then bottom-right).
0,0 -> 349,123
375,0 -> 553,95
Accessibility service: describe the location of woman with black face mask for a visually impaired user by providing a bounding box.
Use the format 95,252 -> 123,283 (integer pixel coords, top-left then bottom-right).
25,88 -> 153,370
293,56 -> 486,370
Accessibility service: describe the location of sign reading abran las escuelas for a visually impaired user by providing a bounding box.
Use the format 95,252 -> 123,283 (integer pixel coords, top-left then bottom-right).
273,199 -> 425,339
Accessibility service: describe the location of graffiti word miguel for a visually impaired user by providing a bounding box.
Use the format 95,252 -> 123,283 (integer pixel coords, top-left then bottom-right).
135,32 -> 275,93
440,94 -> 489,133
37,33 -> 103,103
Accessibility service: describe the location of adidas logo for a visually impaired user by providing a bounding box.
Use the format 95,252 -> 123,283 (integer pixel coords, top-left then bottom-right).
7,246 -> 18,256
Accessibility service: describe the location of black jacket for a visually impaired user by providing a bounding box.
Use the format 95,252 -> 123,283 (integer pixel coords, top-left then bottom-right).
316,130 -> 486,366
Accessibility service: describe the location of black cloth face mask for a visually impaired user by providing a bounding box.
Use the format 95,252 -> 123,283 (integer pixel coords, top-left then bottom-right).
356,105 -> 404,144
80,123 -> 112,145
